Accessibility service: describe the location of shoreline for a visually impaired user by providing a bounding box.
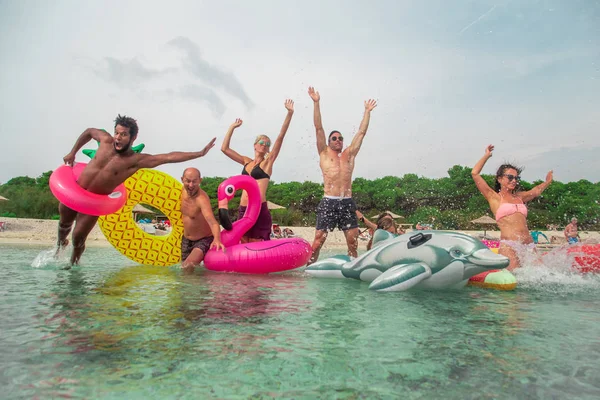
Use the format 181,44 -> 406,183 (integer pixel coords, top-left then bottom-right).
1,217 -> 598,250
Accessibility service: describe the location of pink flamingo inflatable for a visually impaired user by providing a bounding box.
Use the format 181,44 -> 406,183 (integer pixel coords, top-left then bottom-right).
203,175 -> 313,273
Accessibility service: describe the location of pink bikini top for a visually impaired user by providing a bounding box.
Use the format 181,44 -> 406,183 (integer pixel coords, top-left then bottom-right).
495,197 -> 528,222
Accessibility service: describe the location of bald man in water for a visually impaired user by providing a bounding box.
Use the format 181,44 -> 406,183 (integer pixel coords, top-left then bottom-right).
180,167 -> 225,271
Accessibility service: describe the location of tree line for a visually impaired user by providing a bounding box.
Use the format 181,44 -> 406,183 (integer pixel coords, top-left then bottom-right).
1,166 -> 599,230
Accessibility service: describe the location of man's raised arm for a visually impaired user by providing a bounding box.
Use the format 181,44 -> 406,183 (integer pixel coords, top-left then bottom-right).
348,99 -> 377,156
63,128 -> 112,165
137,137 -> 216,169
308,87 -> 327,154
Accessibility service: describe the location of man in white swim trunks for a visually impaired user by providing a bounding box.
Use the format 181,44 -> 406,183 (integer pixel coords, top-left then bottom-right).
306,86 -> 377,265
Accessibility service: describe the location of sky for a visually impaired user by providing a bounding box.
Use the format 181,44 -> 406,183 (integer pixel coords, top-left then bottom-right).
0,0 -> 599,185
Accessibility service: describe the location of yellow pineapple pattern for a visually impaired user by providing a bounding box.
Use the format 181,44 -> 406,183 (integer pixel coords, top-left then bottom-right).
98,169 -> 183,266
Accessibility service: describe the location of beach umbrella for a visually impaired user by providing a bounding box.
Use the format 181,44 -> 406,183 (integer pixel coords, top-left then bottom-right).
133,204 -> 156,214
0,195 -> 8,201
267,201 -> 286,210
371,210 -> 404,219
470,215 -> 497,237
132,204 -> 156,221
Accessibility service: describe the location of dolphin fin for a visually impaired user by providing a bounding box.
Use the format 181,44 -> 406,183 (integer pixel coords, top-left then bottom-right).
368,262 -> 432,292
305,255 -> 352,278
371,229 -> 398,248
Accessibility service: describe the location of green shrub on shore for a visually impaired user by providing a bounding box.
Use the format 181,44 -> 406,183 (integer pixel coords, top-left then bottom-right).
1,167 -> 599,230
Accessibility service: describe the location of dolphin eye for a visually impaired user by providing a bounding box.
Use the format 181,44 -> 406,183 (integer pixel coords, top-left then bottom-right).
225,184 -> 235,196
451,249 -> 463,257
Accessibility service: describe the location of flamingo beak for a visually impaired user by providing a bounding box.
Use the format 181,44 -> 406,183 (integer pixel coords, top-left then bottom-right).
217,198 -> 232,230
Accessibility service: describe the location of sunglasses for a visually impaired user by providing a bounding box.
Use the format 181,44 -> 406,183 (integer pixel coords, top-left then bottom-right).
330,136 -> 344,142
503,174 -> 521,182
256,140 -> 271,146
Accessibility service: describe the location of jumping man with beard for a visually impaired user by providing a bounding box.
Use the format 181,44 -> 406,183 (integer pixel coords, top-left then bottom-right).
306,87 -> 377,265
180,167 -> 224,272
57,115 -> 217,265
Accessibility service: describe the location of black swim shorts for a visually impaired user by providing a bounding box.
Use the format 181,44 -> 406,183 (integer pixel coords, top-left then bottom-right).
181,236 -> 214,261
238,201 -> 273,241
315,197 -> 358,232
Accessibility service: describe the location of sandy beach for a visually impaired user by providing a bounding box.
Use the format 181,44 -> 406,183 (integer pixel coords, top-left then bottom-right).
1,217 -> 599,251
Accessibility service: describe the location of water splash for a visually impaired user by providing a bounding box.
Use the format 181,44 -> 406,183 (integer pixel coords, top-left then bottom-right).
505,241 -> 600,293
31,245 -> 72,269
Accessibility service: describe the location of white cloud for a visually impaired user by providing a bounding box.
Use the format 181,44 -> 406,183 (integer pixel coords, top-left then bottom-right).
0,0 -> 598,186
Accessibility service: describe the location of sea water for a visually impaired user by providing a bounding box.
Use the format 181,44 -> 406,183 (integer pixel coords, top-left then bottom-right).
1,243 -> 599,399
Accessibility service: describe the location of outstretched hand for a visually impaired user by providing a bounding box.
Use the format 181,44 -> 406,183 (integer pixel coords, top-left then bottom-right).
210,239 -> 225,252
308,87 -> 320,102
545,170 -> 553,184
364,99 -> 377,111
231,118 -> 243,129
284,99 -> 294,112
199,137 -> 217,157
485,144 -> 494,157
63,152 -> 75,166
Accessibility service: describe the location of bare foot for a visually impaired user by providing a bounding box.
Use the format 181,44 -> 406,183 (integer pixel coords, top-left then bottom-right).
55,239 -> 70,258
181,264 -> 195,274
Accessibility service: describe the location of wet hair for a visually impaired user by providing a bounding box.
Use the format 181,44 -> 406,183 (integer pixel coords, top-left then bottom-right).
114,114 -> 139,137
328,130 -> 341,140
377,216 -> 396,232
494,163 -> 523,192
378,212 -> 392,220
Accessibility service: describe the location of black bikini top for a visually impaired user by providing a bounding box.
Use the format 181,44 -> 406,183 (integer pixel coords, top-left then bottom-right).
241,162 -> 270,180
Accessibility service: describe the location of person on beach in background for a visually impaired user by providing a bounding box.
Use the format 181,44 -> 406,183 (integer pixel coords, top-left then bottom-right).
221,100 -> 295,242
57,115 -> 217,266
307,87 -> 377,265
471,144 -> 553,270
564,218 -> 580,244
180,167 -> 225,272
357,211 -> 398,250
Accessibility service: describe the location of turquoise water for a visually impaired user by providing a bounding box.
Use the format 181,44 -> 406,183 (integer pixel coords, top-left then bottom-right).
1,244 -> 600,399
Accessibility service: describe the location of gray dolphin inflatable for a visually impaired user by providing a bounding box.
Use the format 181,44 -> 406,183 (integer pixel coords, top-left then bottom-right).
305,230 -> 510,292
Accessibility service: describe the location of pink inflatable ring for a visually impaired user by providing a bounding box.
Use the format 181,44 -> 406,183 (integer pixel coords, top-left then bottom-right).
49,163 -> 127,216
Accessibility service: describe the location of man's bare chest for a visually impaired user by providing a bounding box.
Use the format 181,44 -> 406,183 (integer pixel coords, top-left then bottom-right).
181,200 -> 202,218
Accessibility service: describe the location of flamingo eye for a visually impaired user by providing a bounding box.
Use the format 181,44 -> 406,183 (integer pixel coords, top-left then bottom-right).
225,184 -> 235,196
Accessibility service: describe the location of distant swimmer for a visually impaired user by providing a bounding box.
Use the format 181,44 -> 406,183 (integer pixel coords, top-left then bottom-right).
564,217 -> 580,244
471,144 -> 553,270
306,86 -> 377,264
221,99 -> 295,242
57,115 -> 216,266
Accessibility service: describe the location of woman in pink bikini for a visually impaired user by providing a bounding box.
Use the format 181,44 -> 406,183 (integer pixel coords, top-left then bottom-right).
472,145 -> 553,270
221,99 -> 295,242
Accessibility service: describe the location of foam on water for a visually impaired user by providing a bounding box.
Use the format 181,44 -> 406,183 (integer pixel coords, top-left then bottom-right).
505,241 -> 600,293
31,245 -> 73,269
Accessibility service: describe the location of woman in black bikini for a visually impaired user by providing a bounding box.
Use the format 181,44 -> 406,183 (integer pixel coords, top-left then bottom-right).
221,99 -> 295,242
